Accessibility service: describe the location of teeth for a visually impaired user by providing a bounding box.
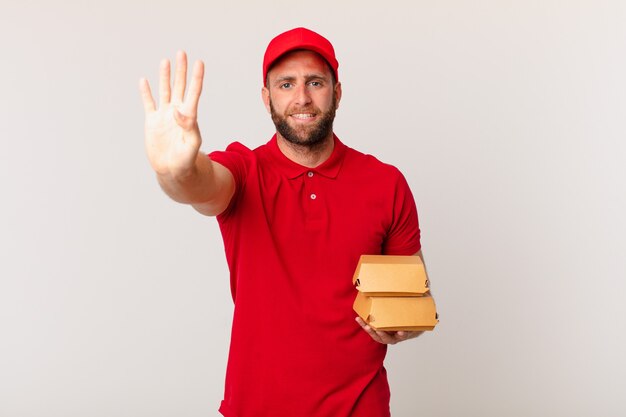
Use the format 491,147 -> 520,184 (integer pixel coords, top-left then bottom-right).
292,113 -> 315,119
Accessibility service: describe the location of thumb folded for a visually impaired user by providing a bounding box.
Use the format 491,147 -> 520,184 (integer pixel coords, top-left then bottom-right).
173,108 -> 194,130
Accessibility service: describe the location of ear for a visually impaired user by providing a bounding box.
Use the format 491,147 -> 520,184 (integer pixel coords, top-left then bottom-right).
261,86 -> 271,114
334,81 -> 342,110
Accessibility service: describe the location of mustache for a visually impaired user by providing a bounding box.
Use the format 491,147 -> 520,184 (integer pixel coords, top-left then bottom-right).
286,106 -> 319,115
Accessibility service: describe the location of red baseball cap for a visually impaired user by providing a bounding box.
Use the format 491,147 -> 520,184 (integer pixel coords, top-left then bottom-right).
263,27 -> 339,84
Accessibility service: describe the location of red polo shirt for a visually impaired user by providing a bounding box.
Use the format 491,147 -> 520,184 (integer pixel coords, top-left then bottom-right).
209,135 -> 420,417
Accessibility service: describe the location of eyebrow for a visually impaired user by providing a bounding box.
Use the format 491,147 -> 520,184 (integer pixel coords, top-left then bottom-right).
272,73 -> 329,85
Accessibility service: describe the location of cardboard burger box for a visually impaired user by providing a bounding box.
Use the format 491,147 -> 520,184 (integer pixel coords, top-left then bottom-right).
352,255 -> 439,331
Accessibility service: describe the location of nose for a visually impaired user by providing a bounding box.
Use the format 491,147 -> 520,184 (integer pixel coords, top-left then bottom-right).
294,83 -> 312,106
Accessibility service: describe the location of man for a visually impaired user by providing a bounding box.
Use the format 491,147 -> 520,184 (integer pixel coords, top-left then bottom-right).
139,27 -> 431,417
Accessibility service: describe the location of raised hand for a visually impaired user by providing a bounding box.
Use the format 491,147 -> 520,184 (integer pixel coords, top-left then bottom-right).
139,51 -> 205,178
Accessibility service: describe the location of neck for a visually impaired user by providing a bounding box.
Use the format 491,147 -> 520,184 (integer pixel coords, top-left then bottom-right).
276,133 -> 335,168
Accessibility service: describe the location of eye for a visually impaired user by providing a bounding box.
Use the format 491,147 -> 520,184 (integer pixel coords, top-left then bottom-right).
279,82 -> 292,89
309,81 -> 322,87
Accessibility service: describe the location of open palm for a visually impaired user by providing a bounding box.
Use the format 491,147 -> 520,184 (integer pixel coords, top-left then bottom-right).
139,51 -> 205,178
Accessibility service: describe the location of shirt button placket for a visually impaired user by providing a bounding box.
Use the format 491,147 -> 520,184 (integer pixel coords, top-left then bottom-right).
304,170 -> 322,227
307,172 -> 316,200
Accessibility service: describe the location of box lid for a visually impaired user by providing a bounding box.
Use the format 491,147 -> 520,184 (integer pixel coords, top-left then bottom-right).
352,255 -> 429,296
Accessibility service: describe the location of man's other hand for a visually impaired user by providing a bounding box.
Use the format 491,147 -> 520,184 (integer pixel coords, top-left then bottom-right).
355,317 -> 423,345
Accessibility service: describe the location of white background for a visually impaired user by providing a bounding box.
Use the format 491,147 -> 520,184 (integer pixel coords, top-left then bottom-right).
1,1 -> 624,416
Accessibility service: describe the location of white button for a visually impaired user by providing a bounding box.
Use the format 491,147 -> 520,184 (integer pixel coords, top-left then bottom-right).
307,171 -> 314,178
310,193 -> 317,200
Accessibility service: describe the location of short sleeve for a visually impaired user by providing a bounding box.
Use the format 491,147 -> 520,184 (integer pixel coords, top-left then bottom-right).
208,142 -> 253,218
382,171 -> 421,255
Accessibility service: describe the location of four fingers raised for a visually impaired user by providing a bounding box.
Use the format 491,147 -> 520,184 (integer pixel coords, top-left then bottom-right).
139,51 -> 204,116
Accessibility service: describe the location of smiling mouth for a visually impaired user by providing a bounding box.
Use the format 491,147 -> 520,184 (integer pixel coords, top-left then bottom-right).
291,113 -> 316,120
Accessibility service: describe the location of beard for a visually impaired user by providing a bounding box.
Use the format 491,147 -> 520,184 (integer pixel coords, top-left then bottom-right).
270,95 -> 337,149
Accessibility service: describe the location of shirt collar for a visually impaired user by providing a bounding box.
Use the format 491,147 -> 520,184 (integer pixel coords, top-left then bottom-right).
267,134 -> 347,180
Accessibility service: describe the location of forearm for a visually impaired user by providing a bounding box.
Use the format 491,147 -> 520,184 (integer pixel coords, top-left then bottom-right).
156,152 -> 234,213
